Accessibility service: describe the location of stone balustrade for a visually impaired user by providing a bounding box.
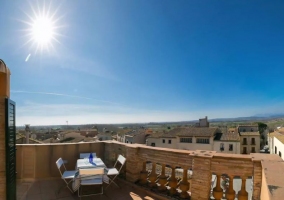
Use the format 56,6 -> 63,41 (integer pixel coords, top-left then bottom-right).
137,147 -> 192,199
16,141 -> 284,200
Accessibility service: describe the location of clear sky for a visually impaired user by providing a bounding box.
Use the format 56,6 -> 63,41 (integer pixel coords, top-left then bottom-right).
1,0 -> 284,125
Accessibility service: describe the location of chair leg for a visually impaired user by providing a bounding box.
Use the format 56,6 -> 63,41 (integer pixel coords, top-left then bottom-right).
105,179 -> 119,189
58,179 -> 73,194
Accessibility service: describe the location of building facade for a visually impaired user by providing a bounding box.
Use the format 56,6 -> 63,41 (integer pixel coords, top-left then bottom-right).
238,125 -> 260,154
146,127 -> 240,153
213,132 -> 241,154
269,128 -> 284,160
116,129 -> 148,144
195,116 -> 210,127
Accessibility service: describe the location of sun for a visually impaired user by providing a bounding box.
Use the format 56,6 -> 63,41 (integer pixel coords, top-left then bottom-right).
21,1 -> 62,53
32,16 -> 55,46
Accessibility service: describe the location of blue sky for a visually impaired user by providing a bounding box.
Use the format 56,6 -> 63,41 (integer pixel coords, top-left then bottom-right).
1,0 -> 284,125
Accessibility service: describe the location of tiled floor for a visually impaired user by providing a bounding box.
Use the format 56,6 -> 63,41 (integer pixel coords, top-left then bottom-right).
17,178 -> 158,200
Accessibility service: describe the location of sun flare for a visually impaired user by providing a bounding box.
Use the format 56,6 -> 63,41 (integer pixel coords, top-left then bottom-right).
21,1 -> 63,53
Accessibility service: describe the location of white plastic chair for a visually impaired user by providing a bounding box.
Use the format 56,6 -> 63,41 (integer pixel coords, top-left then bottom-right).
104,155 -> 126,189
80,153 -> 96,159
56,157 -> 77,193
77,168 -> 104,197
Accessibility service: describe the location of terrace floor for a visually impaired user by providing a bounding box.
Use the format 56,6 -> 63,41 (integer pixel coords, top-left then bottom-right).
17,178 -> 160,200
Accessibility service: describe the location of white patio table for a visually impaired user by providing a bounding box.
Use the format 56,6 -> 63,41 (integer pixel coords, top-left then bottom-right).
73,158 -> 108,192
76,158 -> 106,169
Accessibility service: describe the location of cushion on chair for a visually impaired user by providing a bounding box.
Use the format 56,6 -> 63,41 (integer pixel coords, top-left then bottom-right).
106,168 -> 119,176
62,170 -> 77,179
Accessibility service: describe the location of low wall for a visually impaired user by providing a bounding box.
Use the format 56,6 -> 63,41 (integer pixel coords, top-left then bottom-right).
16,141 -> 284,200
16,142 -> 104,179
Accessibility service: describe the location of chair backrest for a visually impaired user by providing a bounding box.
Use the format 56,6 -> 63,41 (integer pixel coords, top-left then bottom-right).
114,155 -> 126,172
56,158 -> 65,176
117,155 -> 126,165
80,153 -> 96,159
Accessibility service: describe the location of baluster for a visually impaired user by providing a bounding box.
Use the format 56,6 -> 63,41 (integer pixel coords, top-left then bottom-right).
238,177 -> 248,200
139,161 -> 148,185
179,168 -> 189,198
148,163 -> 157,188
158,164 -> 167,191
226,175 -> 236,200
168,167 -> 178,195
213,174 -> 223,200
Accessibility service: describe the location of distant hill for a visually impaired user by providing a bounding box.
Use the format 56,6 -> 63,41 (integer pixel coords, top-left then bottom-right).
16,114 -> 284,128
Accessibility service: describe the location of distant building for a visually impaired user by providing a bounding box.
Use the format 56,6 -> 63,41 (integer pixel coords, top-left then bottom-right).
195,116 -> 209,127
213,131 -> 240,154
146,125 -> 242,154
146,127 -> 238,152
97,131 -> 114,141
269,128 -> 284,160
237,125 -> 260,154
16,134 -> 43,144
115,129 -> 149,144
77,130 -> 98,138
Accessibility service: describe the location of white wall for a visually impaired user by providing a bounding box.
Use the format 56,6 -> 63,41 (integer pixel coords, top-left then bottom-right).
117,134 -> 125,143
177,137 -> 213,151
147,136 -> 241,154
213,141 -> 240,154
146,137 -> 177,148
271,137 -> 284,160
147,136 -> 219,152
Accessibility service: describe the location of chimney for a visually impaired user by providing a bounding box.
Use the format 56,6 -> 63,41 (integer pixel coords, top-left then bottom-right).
25,124 -> 30,144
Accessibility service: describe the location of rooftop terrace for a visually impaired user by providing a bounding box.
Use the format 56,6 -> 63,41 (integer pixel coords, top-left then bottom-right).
17,178 -> 157,200
14,141 -> 284,200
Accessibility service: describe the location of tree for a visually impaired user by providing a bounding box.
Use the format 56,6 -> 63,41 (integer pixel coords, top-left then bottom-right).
258,122 -> 268,149
257,122 -> 267,134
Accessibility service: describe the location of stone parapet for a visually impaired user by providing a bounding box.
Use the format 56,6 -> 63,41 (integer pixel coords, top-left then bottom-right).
15,141 -> 284,200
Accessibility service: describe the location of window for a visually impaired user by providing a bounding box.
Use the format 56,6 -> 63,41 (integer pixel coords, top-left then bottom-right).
251,147 -> 256,153
279,151 -> 282,158
162,139 -> 165,143
275,146 -> 277,154
243,147 -> 247,154
151,143 -> 155,147
196,138 -> 209,144
220,143 -> 224,151
229,144 -> 233,151
180,138 -> 192,143
251,138 -> 255,145
243,138 -> 247,145
168,140 -> 171,144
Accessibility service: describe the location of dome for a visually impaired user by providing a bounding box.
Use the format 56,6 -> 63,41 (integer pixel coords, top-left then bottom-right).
0,59 -> 10,74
